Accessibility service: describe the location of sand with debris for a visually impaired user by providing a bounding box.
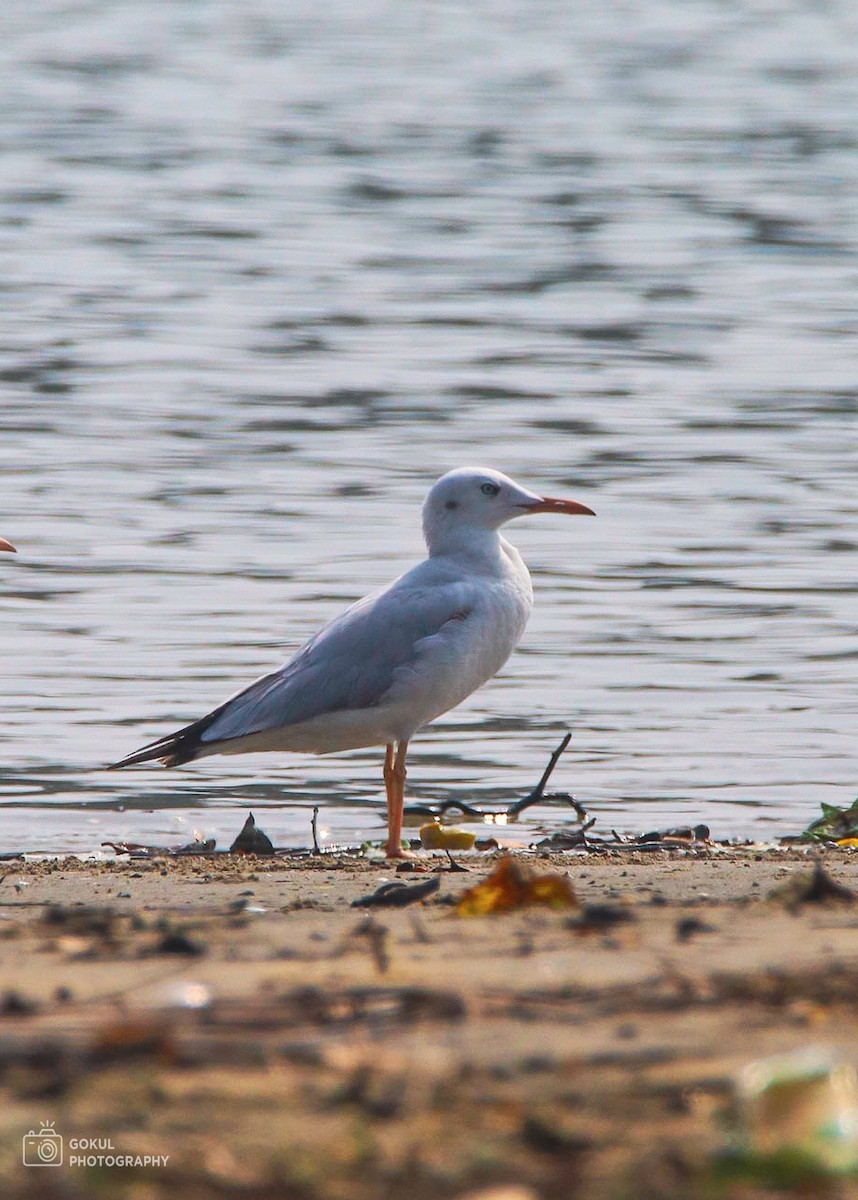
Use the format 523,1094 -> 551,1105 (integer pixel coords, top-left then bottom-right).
1,846 -> 858,1199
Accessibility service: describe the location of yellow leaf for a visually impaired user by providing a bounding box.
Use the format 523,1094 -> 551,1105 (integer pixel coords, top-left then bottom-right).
419,821 -> 476,851
456,856 -> 577,916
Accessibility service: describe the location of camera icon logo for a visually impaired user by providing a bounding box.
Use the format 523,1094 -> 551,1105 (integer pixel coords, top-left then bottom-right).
22,1121 -> 63,1167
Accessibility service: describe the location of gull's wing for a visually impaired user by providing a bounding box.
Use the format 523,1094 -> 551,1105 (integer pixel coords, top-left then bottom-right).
110,563 -> 476,768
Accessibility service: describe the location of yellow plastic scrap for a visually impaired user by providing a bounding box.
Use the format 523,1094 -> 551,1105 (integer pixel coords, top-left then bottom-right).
419,821 -> 476,851
836,838 -> 858,848
456,856 -> 578,916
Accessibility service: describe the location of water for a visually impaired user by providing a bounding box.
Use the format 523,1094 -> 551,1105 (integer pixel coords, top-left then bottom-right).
0,0 -> 856,854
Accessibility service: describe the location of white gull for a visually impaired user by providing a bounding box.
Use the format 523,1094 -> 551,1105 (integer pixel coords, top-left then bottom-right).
111,467 -> 594,857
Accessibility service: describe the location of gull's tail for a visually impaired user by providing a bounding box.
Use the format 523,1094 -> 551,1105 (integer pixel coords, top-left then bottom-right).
109,666 -> 288,771
108,709 -> 226,770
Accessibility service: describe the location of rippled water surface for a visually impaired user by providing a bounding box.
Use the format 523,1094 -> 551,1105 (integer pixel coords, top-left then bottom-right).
1,0 -> 856,853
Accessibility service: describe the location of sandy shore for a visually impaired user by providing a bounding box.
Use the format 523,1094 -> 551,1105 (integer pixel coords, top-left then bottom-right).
1,846 -> 858,1198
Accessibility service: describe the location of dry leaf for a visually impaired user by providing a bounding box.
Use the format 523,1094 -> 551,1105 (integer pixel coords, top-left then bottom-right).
456,856 -> 577,916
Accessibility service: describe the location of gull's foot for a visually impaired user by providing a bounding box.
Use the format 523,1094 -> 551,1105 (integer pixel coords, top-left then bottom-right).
384,841 -> 415,860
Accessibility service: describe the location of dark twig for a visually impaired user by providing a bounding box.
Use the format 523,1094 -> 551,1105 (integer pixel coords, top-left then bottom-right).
310,806 -> 321,855
527,732 -> 571,802
507,733 -> 584,819
404,798 -> 484,819
539,792 -> 589,821
444,849 -> 469,873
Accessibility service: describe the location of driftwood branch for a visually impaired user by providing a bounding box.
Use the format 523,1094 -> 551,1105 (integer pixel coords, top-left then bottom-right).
402,731 -> 586,825
506,733 -> 586,820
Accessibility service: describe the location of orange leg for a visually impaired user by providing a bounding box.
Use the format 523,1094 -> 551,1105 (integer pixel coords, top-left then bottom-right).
384,740 -> 409,858
383,743 -> 396,834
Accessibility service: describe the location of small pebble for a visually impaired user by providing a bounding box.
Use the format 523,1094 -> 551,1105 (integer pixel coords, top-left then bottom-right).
154,931 -> 205,957
1,990 -> 37,1016
675,916 -> 717,943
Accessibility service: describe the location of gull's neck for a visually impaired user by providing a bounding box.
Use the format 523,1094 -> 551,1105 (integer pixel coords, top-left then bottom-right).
425,524 -> 526,580
426,520 -> 498,557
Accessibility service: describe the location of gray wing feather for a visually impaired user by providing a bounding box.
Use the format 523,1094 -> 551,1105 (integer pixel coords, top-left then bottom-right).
199,570 -> 473,745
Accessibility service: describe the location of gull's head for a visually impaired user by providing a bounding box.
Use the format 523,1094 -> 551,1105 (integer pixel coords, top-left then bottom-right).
423,467 -> 594,552
0,537 -> 15,554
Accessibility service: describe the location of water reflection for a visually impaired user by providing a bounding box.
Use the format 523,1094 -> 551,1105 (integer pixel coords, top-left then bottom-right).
0,0 -> 856,851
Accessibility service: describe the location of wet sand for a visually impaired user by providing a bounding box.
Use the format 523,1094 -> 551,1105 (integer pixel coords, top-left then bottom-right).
1,847 -> 858,1199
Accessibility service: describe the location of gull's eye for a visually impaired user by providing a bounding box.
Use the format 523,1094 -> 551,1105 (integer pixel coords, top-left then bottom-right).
480,482 -> 500,497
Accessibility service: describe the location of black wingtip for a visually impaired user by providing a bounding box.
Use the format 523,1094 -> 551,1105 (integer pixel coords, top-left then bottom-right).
108,729 -> 198,771
108,704 -> 231,772
107,744 -> 174,770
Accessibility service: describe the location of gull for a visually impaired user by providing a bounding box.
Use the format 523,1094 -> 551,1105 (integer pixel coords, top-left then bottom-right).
0,539 -> 15,553
110,467 -> 595,857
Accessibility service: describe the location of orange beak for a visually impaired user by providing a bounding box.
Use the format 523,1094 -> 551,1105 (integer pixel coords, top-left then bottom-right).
520,496 -> 596,517
0,537 -> 15,553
